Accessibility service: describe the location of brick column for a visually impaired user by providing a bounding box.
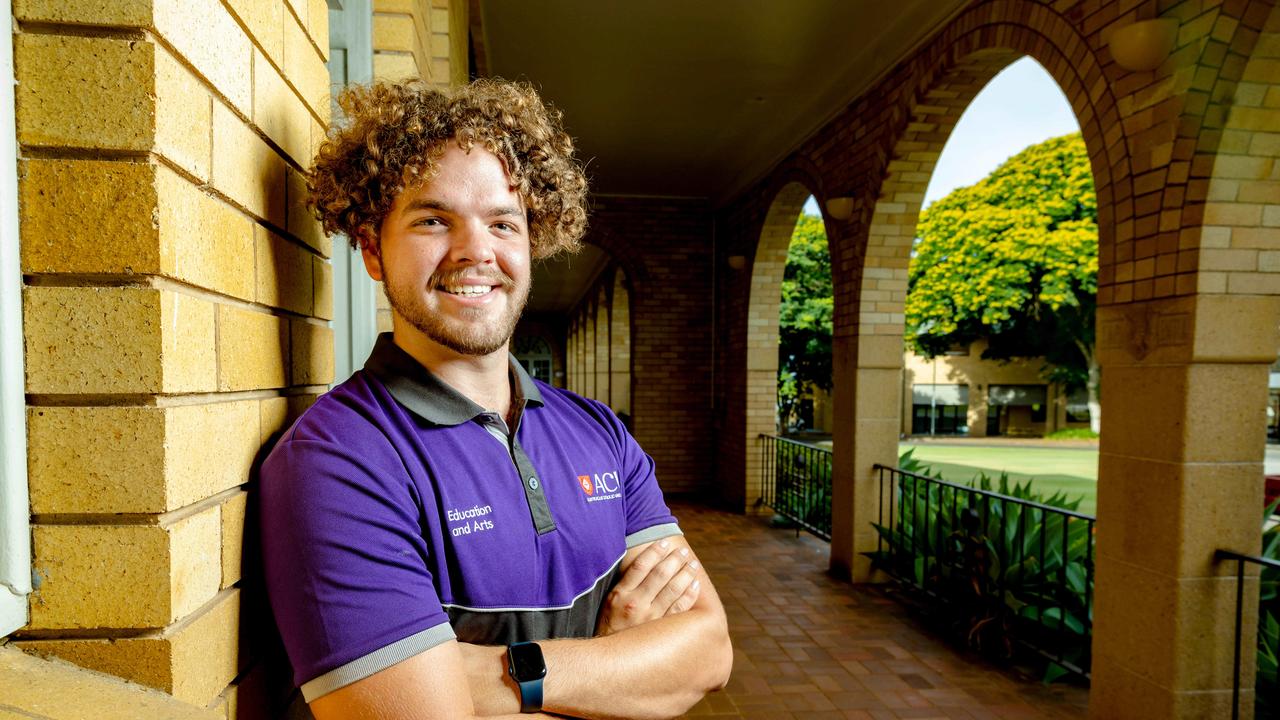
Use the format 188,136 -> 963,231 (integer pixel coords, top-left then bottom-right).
830,334 -> 902,581
11,0 -> 332,713
372,0 -> 461,84
1090,295 -> 1277,717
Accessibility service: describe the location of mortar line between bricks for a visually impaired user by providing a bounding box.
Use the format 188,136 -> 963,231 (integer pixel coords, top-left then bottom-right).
23,273 -> 325,324
18,146 -> 150,162
18,146 -> 322,260
32,484 -> 246,528
24,387 -> 311,407
12,20 -> 146,41
0,701 -> 51,718
281,0 -> 318,65
144,27 -> 328,145
239,4 -> 330,128
219,0 -> 329,120
14,586 -> 239,641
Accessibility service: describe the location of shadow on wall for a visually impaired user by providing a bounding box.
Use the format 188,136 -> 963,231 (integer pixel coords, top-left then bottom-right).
237,150 -> 328,717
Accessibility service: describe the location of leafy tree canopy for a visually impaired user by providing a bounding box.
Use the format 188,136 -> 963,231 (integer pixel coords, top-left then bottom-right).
906,133 -> 1098,393
778,212 -> 833,419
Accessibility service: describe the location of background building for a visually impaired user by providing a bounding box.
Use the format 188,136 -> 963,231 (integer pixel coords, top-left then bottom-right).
903,339 -> 1093,437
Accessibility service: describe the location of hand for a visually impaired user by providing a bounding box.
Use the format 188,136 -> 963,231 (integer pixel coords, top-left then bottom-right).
596,539 -> 702,636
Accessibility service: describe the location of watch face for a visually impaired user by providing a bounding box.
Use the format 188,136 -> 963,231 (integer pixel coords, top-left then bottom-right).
509,642 -> 547,680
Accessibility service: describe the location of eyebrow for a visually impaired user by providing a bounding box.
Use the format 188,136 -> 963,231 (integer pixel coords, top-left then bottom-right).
401,198 -> 524,218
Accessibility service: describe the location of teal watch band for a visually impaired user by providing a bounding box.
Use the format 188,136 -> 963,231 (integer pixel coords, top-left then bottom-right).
506,641 -> 546,713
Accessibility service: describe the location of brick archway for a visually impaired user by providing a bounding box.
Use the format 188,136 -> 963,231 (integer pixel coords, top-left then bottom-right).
827,2 -> 1123,582
742,179 -> 828,510
593,286 -> 609,402
609,269 -> 632,417
711,0 -> 1280,712
562,260 -> 635,417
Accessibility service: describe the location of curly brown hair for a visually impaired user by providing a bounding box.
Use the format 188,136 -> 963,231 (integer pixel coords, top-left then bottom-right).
308,78 -> 588,259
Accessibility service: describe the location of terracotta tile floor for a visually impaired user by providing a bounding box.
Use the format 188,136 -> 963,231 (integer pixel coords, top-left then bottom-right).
670,501 -> 1089,720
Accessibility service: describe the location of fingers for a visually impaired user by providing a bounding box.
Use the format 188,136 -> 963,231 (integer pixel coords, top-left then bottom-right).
632,547 -> 695,605
615,539 -> 680,591
596,540 -> 707,636
668,577 -> 701,615
650,557 -> 701,616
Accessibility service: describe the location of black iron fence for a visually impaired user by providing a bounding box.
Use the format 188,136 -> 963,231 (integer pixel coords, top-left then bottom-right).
870,463 -> 1096,678
757,434 -> 833,540
1214,548 -> 1279,720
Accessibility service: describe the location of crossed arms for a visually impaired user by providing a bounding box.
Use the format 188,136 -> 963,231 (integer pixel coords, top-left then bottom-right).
309,535 -> 733,720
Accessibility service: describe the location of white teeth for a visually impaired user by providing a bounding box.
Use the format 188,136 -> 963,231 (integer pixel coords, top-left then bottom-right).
442,285 -> 492,296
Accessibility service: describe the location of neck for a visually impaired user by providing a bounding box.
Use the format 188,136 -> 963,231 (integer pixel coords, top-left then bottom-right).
391,322 -> 512,417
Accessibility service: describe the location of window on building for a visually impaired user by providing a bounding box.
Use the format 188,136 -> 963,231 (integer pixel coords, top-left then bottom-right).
514,335 -> 554,383
987,384 -> 1048,436
911,384 -> 969,436
1066,387 -> 1091,424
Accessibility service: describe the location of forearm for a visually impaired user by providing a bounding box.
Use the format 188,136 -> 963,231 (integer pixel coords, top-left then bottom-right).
463,604 -> 731,720
545,604 -> 732,720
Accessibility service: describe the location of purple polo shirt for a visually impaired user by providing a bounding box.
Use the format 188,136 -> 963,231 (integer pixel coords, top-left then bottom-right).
259,334 -> 680,701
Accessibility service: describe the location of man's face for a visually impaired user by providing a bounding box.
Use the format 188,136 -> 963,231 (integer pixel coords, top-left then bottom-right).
363,142 -> 531,357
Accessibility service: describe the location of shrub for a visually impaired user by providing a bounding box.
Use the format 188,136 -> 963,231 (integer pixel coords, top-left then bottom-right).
1044,428 -> 1099,440
868,449 -> 1093,681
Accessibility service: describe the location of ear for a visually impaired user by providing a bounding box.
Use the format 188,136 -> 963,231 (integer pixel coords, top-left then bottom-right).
359,230 -> 384,282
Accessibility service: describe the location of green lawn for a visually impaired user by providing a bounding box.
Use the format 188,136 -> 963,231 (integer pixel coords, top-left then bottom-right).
898,443 -> 1099,515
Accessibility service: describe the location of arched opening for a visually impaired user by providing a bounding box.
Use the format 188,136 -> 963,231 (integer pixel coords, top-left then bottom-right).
610,271 -> 632,419
594,287 -> 609,403
583,302 -> 596,400
778,196 -> 834,437
743,180 -> 827,510
566,316 -> 579,392
903,57 -> 1098,480
828,20 -> 1121,572
862,60 -> 1106,686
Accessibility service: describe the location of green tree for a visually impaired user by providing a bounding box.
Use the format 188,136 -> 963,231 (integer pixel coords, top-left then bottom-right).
778,211 -> 833,428
906,133 -> 1100,431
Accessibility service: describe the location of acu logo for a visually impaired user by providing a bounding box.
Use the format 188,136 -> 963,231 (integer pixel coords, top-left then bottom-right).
577,470 -> 620,497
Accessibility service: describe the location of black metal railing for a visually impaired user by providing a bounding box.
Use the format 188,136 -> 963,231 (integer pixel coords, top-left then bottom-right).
1214,548 -> 1280,720
757,434 -> 833,540
870,464 -> 1095,678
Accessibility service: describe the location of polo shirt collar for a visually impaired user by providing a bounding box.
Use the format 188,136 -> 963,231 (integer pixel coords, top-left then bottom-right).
363,333 -> 543,426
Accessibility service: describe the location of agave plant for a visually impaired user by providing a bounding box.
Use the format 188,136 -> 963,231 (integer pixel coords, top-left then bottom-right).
867,450 -> 1094,681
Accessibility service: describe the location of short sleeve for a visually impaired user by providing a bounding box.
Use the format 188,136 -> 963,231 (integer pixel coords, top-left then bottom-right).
259,432 -> 454,701
590,403 -> 681,547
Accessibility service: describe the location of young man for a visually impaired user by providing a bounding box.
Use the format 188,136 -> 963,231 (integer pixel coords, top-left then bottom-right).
259,79 -> 732,719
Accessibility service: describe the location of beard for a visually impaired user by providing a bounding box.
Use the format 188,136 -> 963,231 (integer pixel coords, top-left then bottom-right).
383,266 -> 530,356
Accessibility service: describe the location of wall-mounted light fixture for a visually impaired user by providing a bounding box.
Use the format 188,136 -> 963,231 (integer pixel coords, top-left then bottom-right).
1108,18 -> 1178,72
825,196 -> 854,221
727,255 -> 746,270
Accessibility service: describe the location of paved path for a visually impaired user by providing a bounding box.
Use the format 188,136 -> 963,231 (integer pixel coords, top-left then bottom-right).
671,501 -> 1089,719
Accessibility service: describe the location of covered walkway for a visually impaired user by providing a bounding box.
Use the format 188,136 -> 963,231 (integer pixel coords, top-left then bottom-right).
671,501 -> 1088,719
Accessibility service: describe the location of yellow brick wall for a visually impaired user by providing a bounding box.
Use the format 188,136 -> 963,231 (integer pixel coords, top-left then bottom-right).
10,0 -> 333,716
372,0 -> 464,84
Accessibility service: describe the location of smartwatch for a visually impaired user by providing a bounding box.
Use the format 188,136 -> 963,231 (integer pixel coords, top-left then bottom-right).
506,641 -> 547,713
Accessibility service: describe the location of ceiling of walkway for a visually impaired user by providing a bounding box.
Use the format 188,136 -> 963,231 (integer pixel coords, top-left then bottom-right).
476,0 -> 969,203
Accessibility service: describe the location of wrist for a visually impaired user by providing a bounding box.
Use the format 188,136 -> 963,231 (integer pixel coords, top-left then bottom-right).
506,641 -> 547,714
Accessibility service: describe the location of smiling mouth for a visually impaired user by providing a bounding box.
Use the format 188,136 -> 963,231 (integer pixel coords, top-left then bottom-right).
439,284 -> 496,297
